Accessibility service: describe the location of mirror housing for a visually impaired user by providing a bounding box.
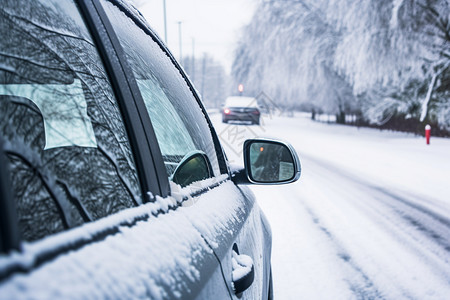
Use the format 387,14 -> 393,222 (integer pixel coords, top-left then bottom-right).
231,138 -> 301,185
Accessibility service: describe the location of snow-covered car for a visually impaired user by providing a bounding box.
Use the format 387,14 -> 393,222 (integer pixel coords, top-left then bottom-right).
0,0 -> 301,299
222,96 -> 261,125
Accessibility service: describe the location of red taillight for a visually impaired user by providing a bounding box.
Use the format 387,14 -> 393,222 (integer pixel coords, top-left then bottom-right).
224,108 -> 231,114
252,110 -> 260,115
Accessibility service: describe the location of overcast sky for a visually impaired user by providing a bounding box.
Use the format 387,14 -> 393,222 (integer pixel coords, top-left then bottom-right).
135,0 -> 257,73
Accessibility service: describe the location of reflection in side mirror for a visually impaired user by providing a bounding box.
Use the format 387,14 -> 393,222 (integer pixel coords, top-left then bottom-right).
231,139 -> 301,185
248,142 -> 296,182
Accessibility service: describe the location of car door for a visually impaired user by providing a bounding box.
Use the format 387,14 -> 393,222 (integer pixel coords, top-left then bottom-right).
97,1 -> 272,299
0,0 -> 230,299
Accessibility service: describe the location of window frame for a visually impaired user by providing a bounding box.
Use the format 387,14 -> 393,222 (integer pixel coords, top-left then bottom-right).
79,0 -> 167,199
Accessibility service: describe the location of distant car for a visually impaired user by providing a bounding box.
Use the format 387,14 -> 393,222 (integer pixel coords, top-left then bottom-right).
0,0 -> 301,299
222,96 -> 261,125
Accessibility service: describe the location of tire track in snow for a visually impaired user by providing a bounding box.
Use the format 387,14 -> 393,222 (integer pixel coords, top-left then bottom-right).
255,183 -> 388,300
371,187 -> 450,252
300,152 -> 450,297
301,202 -> 387,300
304,153 -> 450,257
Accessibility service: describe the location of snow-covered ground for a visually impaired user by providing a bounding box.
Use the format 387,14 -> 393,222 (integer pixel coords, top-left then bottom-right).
211,112 -> 450,299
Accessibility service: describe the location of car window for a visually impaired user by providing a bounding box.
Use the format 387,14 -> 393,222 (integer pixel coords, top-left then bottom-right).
101,0 -> 221,186
0,0 -> 142,241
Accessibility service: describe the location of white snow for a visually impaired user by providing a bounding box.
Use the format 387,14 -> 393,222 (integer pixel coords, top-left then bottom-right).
212,112 -> 450,299
224,96 -> 259,108
231,250 -> 253,282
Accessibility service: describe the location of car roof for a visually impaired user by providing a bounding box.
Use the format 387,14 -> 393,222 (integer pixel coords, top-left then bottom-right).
224,96 -> 258,108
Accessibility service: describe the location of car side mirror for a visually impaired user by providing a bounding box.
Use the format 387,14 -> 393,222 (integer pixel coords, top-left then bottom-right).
231,139 -> 301,185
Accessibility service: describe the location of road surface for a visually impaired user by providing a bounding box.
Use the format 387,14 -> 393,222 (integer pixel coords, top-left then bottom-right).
211,112 -> 450,299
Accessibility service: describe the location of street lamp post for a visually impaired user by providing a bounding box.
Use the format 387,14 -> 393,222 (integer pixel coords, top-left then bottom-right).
178,21 -> 182,62
163,0 -> 167,43
191,37 -> 195,81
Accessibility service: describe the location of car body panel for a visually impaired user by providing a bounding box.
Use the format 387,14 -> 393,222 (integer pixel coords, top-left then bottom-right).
181,181 -> 272,299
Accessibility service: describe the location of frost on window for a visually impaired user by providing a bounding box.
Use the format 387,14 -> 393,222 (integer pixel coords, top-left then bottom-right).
137,79 -> 196,156
0,0 -> 141,241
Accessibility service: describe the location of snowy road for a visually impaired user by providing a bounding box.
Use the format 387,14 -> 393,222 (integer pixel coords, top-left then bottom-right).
211,112 -> 450,299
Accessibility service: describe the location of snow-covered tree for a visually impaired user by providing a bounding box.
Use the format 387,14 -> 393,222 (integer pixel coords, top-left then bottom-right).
181,54 -> 230,108
327,0 -> 449,125
232,1 -> 358,118
232,0 -> 450,129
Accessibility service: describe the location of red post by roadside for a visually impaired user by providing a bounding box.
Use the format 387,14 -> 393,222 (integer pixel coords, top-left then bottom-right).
425,124 -> 431,145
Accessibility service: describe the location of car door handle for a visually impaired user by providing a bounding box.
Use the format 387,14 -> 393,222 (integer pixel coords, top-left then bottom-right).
232,249 -> 255,294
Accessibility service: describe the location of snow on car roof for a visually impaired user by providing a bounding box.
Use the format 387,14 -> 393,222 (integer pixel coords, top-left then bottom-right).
224,96 -> 258,108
